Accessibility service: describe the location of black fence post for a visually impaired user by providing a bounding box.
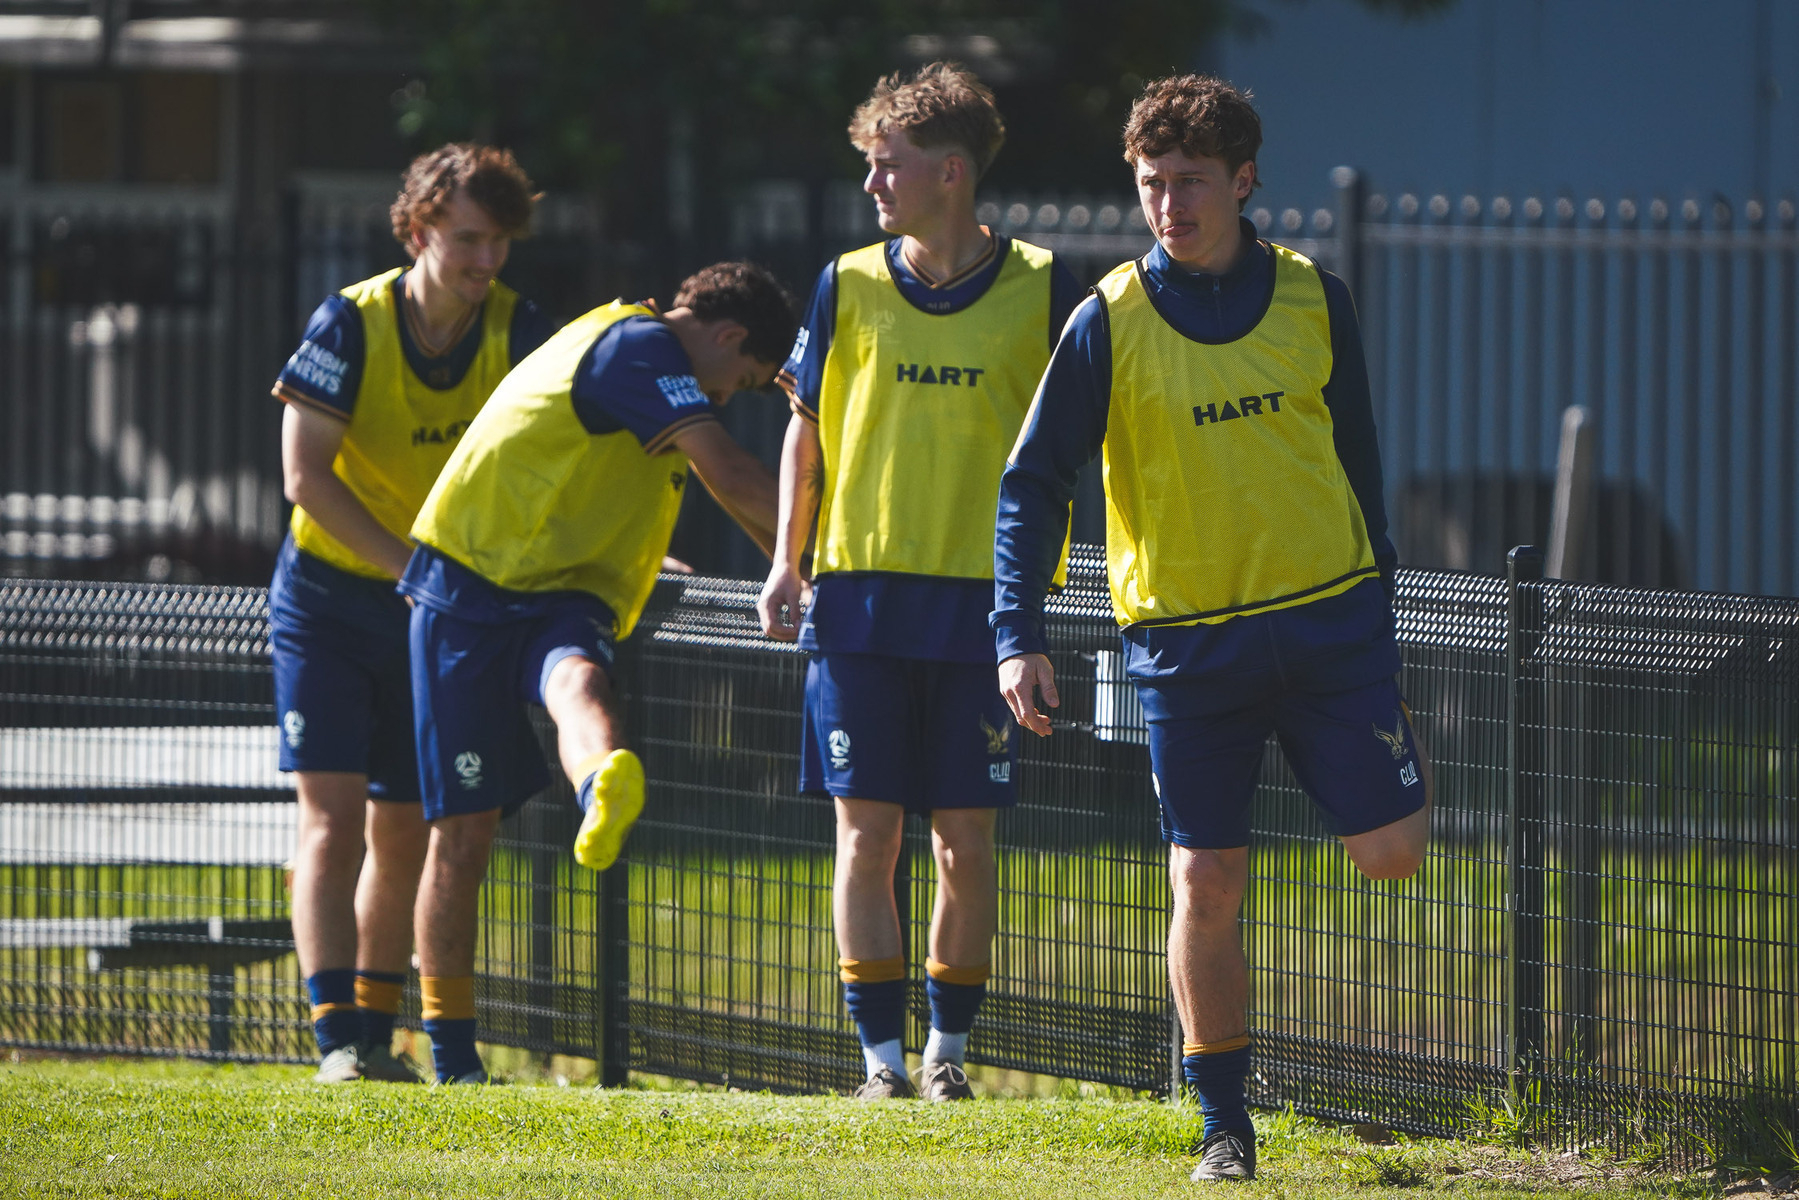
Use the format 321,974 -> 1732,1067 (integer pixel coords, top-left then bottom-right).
1504,546 -> 1546,1095
529,831 -> 557,1054
598,859 -> 630,1086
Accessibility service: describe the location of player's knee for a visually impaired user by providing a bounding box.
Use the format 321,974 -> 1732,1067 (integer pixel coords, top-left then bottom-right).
932,836 -> 993,883
297,805 -> 363,858
1354,845 -> 1425,881
429,812 -> 499,871
1169,847 -> 1246,926
837,819 -> 902,872
544,655 -> 605,709
367,805 -> 428,864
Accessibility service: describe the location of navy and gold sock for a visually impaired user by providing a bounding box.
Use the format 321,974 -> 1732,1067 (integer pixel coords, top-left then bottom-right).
421,975 -> 482,1082
306,967 -> 361,1055
839,956 -> 907,1076
924,958 -> 989,1064
1182,1036 -> 1253,1139
355,969 -> 406,1051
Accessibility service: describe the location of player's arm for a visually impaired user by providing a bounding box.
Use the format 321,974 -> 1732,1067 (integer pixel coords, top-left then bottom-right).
1319,271 -> 1399,597
280,402 -> 413,579
755,261 -> 833,640
994,294 -> 1112,736
674,420 -> 779,559
756,413 -> 822,641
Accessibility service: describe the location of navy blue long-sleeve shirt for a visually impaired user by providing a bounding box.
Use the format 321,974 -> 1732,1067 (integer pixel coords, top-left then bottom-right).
993,218 -> 1401,716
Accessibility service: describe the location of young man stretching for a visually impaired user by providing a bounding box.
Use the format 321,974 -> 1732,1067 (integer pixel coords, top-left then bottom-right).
271,144 -> 549,1083
400,262 -> 794,1083
993,76 -> 1432,1179
758,63 -> 1083,1101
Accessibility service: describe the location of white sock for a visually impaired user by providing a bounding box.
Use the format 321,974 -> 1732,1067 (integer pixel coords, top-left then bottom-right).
861,1039 -> 907,1079
923,1028 -> 968,1066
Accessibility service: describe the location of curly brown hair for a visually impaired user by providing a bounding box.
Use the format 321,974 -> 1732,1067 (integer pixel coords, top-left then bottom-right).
389,143 -> 539,256
1122,75 -> 1262,208
673,262 -> 798,366
848,62 -> 1006,179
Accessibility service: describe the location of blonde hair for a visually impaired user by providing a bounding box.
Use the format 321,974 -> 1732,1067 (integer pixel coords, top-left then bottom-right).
848,62 -> 1005,179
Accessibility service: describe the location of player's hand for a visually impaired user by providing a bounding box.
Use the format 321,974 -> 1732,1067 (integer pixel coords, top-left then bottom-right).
757,562 -> 807,642
999,653 -> 1059,737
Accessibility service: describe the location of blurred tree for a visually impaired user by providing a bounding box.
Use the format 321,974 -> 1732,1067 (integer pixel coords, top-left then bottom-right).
367,1 -> 1450,255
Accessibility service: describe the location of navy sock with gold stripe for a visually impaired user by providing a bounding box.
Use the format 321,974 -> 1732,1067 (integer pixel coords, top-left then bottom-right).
306,968 -> 360,1055
355,969 -> 406,1050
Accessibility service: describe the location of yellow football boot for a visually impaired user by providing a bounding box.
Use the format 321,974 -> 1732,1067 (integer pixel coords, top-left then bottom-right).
572,748 -> 645,871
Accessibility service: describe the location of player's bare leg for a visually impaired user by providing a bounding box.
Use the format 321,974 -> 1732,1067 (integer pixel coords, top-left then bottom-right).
1167,844 -> 1250,1046
834,797 -> 913,1096
355,799 -> 428,1077
919,807 -> 997,1099
414,807 -> 500,1082
1170,842 -> 1257,1176
291,771 -> 371,1079
1340,735 -> 1434,880
926,808 -> 997,967
357,802 -> 427,971
542,656 -> 642,871
834,797 -> 906,960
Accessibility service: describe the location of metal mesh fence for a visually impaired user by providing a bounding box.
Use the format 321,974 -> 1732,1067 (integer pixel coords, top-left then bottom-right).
2,562 -> 1794,1157
0,577 -> 601,1062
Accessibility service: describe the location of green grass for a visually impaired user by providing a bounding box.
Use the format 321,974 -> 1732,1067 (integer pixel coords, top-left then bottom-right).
0,1057 -> 1714,1199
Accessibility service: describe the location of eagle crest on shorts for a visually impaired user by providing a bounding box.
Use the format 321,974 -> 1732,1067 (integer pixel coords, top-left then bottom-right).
980,714 -> 1011,756
1373,713 -> 1408,760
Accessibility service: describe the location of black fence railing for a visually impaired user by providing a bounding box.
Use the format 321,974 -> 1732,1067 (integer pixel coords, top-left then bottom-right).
10,173 -> 1799,594
1,558 -> 1794,1160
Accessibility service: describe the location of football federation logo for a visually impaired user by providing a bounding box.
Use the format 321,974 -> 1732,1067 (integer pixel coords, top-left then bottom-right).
454,750 -> 484,790
281,710 -> 305,749
1372,713 -> 1408,760
827,729 -> 852,770
979,714 -> 1011,756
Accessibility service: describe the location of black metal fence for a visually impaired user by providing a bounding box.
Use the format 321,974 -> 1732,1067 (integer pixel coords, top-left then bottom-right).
10,172 -> 1799,593
2,558 -> 1793,1157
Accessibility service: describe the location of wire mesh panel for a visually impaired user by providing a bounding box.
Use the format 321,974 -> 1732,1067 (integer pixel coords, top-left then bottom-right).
1244,569 -> 1512,1133
1512,577 -> 1799,1151
0,579 -> 303,1060
0,578 -> 601,1064
3,568 -> 1793,1158
611,559 -> 1518,1127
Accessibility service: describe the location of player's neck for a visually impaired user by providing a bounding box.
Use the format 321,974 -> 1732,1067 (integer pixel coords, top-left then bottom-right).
403,268 -> 478,357
898,213 -> 991,287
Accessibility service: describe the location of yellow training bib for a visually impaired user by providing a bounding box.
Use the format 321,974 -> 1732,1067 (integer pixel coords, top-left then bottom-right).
410,303 -> 692,640
290,269 -> 518,579
815,239 -> 1063,583
1095,244 -> 1377,628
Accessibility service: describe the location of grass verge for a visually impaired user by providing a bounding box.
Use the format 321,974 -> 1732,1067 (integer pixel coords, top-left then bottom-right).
0,1056 -> 1716,1199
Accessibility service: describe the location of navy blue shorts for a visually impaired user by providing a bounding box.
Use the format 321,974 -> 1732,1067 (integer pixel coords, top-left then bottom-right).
408,595 -> 616,821
800,653 -> 1017,814
1145,674 -> 1425,849
268,539 -> 417,803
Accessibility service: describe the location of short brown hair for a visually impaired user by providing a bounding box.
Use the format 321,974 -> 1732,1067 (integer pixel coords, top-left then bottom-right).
673,262 -> 798,367
848,62 -> 1006,179
390,143 -> 539,256
1123,75 -> 1263,206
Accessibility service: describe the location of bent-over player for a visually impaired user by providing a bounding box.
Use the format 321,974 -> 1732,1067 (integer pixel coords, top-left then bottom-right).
272,144 -> 549,1083
993,76 -> 1432,1179
400,263 -> 794,1083
758,63 -> 1083,1101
